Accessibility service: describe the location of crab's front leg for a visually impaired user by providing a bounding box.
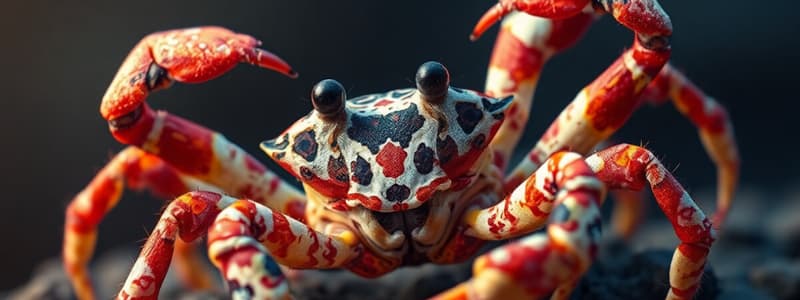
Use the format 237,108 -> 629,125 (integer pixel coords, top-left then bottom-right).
70,27 -> 307,299
63,147 -> 222,300
116,191 -> 237,299
102,26 -> 295,128
207,199 -> 362,300
437,152 -> 605,299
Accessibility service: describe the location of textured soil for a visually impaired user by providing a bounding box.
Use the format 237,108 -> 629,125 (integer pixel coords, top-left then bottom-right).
5,184 -> 799,299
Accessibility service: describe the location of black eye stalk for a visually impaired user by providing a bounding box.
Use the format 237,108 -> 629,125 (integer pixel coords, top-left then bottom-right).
415,61 -> 450,103
311,79 -> 346,118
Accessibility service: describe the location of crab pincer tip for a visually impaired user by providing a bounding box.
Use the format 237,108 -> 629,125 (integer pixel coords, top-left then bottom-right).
470,3 -> 508,41
287,69 -> 299,79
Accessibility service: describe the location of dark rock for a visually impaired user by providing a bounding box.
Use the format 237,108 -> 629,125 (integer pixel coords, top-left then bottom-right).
572,248 -> 720,300
5,259 -> 76,300
750,259 -> 800,300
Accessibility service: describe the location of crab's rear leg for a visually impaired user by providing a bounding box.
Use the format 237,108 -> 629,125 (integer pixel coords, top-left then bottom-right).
63,147 -> 224,299
117,191 -> 239,299
642,64 -> 740,227
439,152 -> 605,299
587,144 -> 716,299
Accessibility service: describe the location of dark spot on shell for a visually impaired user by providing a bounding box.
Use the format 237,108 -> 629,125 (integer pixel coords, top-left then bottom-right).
351,156 -> 373,185
328,155 -> 349,183
261,133 -> 290,151
436,135 -> 458,164
386,184 -> 410,202
470,134 -> 486,149
292,129 -> 318,162
455,101 -> 483,134
300,166 -> 314,180
274,151 -> 285,160
347,103 -> 425,154
413,143 -> 435,174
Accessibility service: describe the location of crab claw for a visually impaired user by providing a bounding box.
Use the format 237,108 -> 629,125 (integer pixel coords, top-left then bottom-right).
471,0 -> 591,41
100,26 -> 297,122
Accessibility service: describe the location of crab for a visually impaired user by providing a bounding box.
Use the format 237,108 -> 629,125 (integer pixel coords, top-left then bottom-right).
63,0 -> 740,299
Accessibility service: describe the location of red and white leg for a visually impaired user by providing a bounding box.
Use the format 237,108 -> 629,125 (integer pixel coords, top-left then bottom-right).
70,26 -> 306,299
63,147 -> 221,300
207,199 -> 361,299
643,64 -> 739,227
117,191 -> 239,299
482,10 -> 596,172
587,144 -> 715,299
438,152 -> 605,299
99,27 -> 304,218
482,0 -> 672,190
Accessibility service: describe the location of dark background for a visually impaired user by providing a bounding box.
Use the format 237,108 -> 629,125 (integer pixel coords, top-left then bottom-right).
0,0 -> 797,290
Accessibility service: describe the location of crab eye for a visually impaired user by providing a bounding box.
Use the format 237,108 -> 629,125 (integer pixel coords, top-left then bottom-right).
311,79 -> 346,117
415,61 -> 450,103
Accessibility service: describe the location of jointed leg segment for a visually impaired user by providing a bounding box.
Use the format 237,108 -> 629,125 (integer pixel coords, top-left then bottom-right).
207,200 -> 361,299
642,64 -> 740,227
439,152 -> 605,299
67,26 -> 307,300
586,144 -> 715,299
63,147 -> 219,300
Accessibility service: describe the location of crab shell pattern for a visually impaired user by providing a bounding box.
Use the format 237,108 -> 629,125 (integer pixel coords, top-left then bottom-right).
261,81 -> 513,213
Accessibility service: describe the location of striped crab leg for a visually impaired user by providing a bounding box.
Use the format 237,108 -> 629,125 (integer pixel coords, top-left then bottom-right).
451,144 -> 714,299
63,147 -> 221,300
483,10 -> 596,172
586,144 -> 715,299
477,1 -> 737,230
116,191 -> 238,299
71,27 -> 307,299
207,199 -> 362,300
642,64 -> 740,227
440,152 -> 605,299
498,0 -> 673,189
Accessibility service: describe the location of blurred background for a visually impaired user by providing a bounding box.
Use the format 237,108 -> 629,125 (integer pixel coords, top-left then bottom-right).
0,0 -> 797,291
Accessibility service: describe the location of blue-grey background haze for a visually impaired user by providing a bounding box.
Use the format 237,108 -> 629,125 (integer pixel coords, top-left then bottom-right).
0,0 -> 796,289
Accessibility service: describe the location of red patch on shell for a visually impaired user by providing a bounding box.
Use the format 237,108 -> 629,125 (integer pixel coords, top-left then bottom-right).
375,99 -> 393,106
347,193 -> 383,211
415,177 -> 450,202
376,142 -> 407,178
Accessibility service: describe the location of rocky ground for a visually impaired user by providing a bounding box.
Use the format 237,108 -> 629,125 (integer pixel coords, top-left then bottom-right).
4,184 -> 799,299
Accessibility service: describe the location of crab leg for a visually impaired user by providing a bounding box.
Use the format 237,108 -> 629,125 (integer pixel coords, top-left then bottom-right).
207,199 -> 361,299
642,64 -> 740,227
439,152 -> 605,299
117,191 -> 240,299
63,147 -> 223,299
506,36 -> 670,188
475,0 -> 672,179
484,11 -> 595,171
463,152 -> 605,240
586,144 -> 715,299
99,26 -> 305,217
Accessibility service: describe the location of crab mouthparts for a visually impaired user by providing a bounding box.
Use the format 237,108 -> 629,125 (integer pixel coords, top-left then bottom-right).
369,201 -> 431,242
